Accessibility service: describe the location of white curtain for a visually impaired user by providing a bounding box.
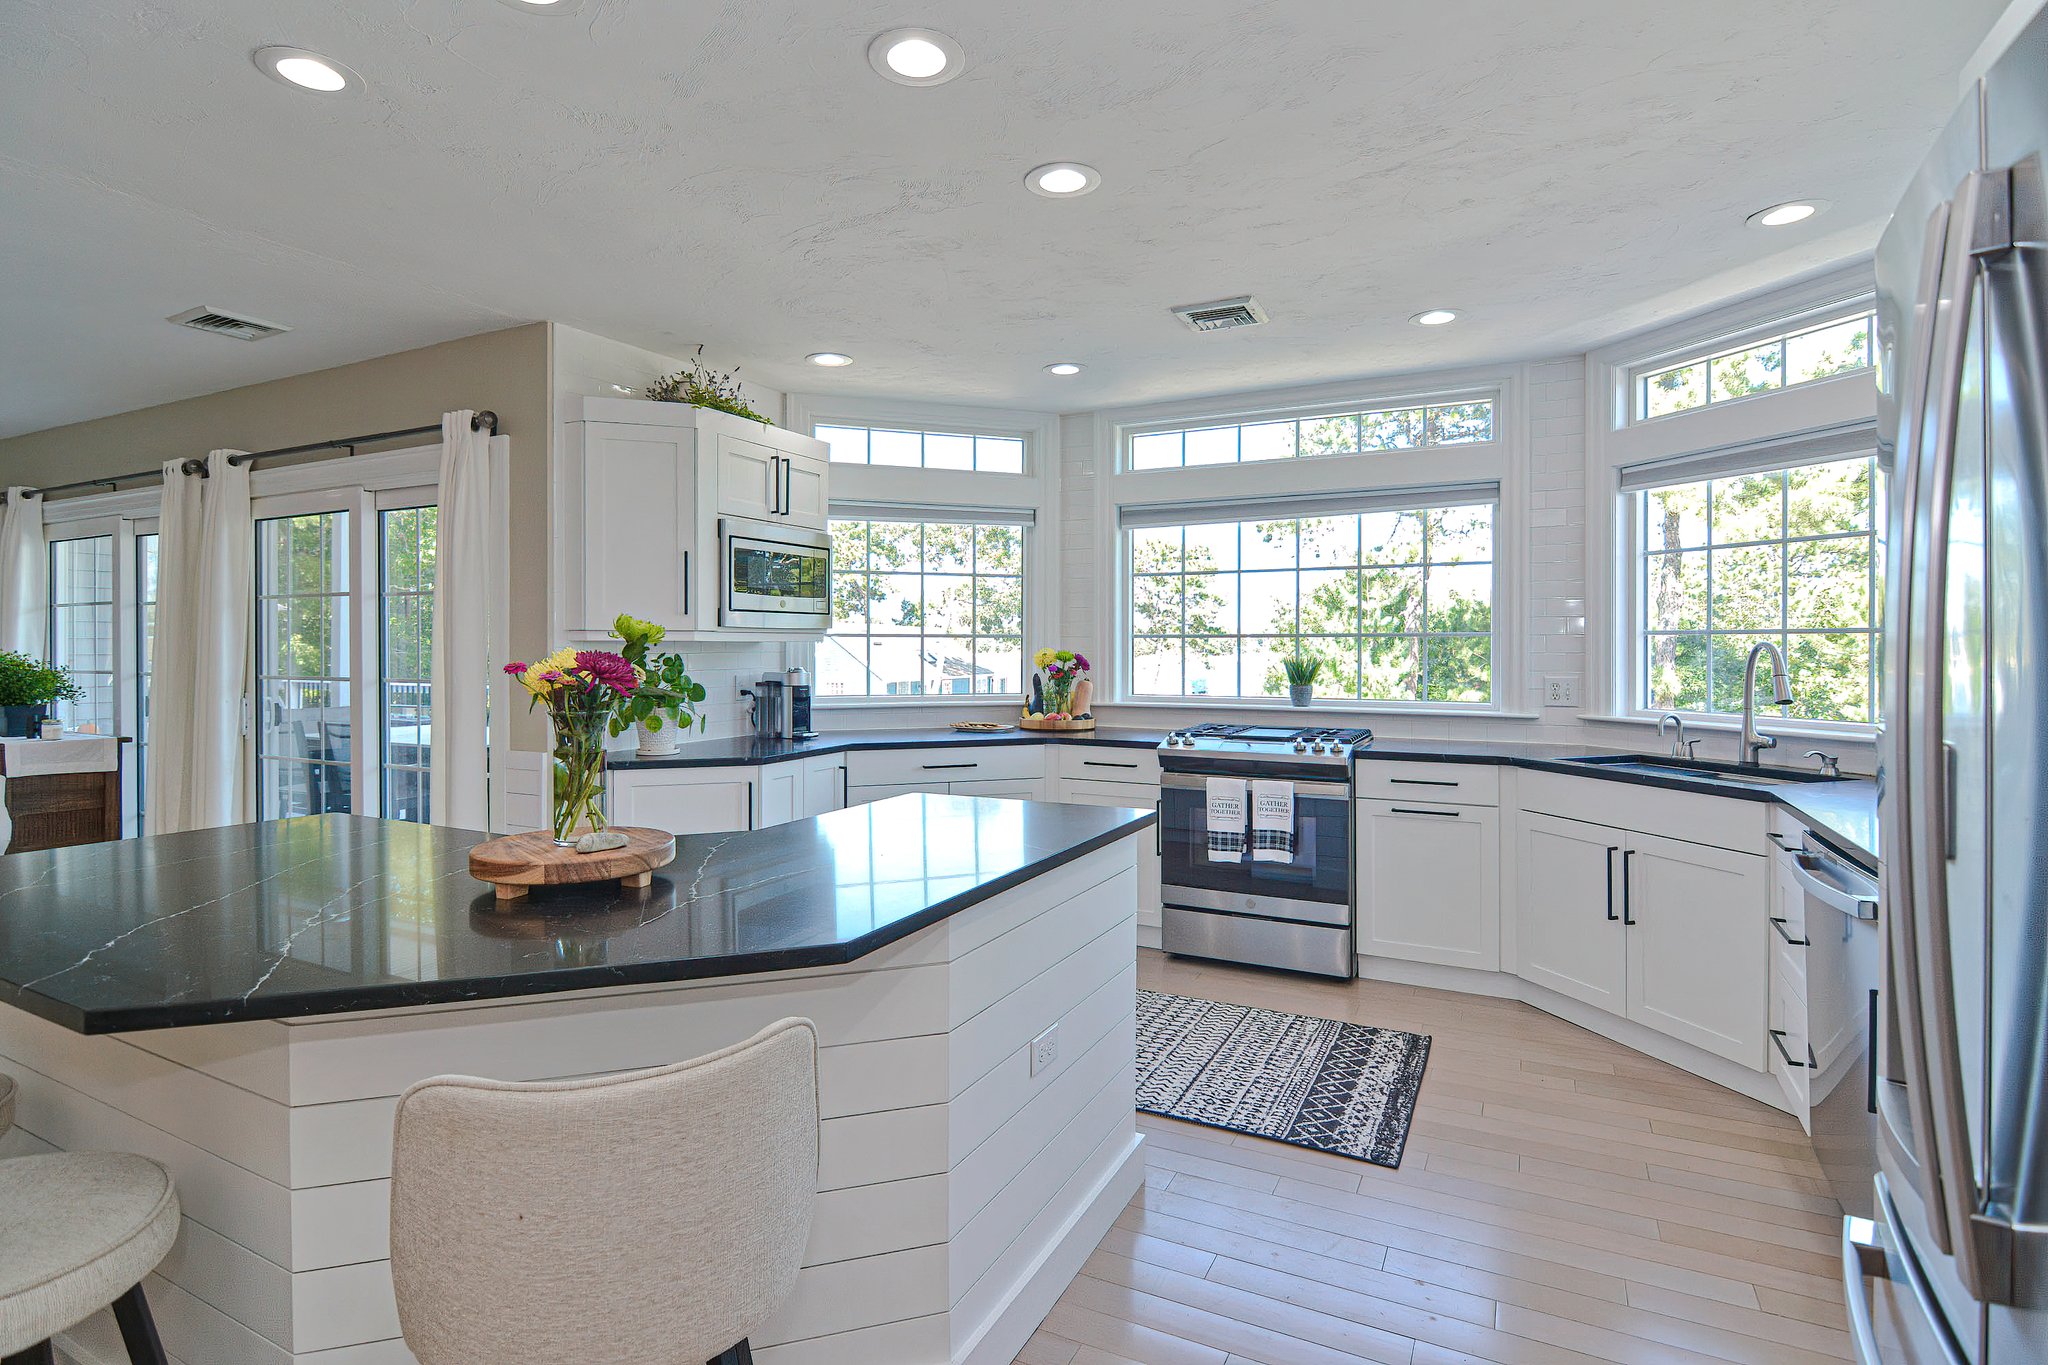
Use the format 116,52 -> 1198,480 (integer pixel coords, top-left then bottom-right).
430,412 -> 498,830
144,460 -> 206,834
186,451 -> 252,830
0,488 -> 46,656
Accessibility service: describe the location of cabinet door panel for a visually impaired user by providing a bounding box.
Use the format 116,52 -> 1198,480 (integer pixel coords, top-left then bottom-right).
844,782 -> 926,807
755,765 -> 800,828
610,771 -> 752,835
799,757 -> 846,819
782,452 -> 829,528
1056,778 -> 1162,929
1515,812 -> 1627,1012
577,424 -> 694,632
1624,830 -> 1768,1067
947,778 -> 1048,802
1357,800 -> 1500,971
717,433 -> 779,522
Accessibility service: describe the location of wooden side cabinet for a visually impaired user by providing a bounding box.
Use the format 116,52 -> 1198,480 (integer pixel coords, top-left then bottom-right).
2,741 -> 126,852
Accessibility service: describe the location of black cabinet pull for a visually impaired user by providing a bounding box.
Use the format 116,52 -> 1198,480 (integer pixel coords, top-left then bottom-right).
1770,1028 -> 1815,1069
1605,846 -> 1620,921
1866,989 -> 1880,1114
680,549 -> 690,617
1390,806 -> 1458,818
1770,916 -> 1811,947
921,762 -> 977,771
1154,798 -> 1163,855
1621,848 -> 1636,925
1083,760 -> 1138,769
1389,777 -> 1458,787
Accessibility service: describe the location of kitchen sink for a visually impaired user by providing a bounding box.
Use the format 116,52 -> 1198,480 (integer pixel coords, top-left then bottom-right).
1558,755 -> 1840,787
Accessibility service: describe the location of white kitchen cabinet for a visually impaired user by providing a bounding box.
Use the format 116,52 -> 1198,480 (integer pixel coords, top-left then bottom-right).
1356,798 -> 1500,971
1054,776 -> 1163,930
798,755 -> 846,819
1515,812 -> 1628,1014
756,764 -> 800,828
949,777 -> 1049,802
559,418 -> 698,636
846,781 -> 927,806
715,432 -> 829,531
609,765 -> 754,835
1623,829 -> 1768,1068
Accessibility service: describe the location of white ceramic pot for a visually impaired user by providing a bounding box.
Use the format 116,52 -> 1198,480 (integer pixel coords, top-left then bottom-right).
635,717 -> 681,758
1289,684 -> 1313,707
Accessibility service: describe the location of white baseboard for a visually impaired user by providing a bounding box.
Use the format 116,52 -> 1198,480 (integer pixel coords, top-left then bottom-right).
1136,923 -> 1161,951
958,1131 -> 1146,1365
1357,953 -> 1791,1113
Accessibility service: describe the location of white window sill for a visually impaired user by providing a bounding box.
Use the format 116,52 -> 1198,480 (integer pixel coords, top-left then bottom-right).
1582,712 -> 1879,746
1107,697 -> 1540,721
818,696 -> 1025,710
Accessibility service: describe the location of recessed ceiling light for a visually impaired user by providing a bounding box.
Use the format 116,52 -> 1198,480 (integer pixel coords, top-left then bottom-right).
1746,200 -> 1828,228
611,384 -> 635,394
1044,362 -> 1083,376
1026,162 -> 1101,198
868,28 -> 965,86
807,352 -> 854,368
1410,309 -> 1458,326
252,46 -> 357,93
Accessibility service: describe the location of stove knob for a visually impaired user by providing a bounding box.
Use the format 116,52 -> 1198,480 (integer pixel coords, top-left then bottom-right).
1293,740 -> 1308,753
1310,741 -> 1326,754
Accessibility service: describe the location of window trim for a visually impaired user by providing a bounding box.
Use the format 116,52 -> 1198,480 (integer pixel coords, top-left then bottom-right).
1626,302 -> 1877,426
1620,449 -> 1882,735
1096,366 -> 1528,714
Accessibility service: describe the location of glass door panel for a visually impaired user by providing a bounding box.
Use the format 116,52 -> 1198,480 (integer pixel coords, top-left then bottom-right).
256,512 -> 353,819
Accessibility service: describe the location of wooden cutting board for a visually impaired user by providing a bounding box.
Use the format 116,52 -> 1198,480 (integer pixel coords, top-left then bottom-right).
468,827 -> 677,902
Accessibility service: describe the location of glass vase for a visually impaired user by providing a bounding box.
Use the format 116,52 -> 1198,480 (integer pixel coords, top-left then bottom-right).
550,714 -> 610,846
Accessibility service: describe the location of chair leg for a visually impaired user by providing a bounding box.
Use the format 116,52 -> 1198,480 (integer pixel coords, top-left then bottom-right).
707,1341 -> 753,1365
110,1283 -> 170,1365
1,1343 -> 54,1365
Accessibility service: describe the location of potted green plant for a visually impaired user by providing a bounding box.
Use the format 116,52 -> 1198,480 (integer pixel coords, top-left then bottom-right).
608,615 -> 709,757
1282,654 -> 1321,707
644,346 -> 772,424
0,651 -> 82,737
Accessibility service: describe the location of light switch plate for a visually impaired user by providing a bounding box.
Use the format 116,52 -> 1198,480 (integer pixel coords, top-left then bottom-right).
1543,675 -> 1578,707
1031,1024 -> 1059,1076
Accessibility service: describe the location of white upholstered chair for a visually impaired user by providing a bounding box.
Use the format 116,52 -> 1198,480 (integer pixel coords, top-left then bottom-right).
0,1070 -> 180,1365
389,1017 -> 820,1365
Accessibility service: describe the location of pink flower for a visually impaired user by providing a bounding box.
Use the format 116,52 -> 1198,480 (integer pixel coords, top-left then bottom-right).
502,661 -> 528,676
573,650 -> 638,694
1074,652 -> 1091,671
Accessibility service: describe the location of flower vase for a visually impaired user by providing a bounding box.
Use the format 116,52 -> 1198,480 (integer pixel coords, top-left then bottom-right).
550,717 -> 611,846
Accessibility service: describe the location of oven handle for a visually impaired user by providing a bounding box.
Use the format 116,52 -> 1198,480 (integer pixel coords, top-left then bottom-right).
1160,771 -> 1350,800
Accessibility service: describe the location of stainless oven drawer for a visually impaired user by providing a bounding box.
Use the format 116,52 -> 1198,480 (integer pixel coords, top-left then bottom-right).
1162,907 -> 1354,978
1162,883 -> 1353,927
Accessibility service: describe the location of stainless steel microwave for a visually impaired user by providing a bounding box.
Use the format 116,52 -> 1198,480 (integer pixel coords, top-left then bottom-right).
720,518 -> 832,630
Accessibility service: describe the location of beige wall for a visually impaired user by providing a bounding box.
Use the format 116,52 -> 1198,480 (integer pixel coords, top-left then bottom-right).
0,323 -> 553,740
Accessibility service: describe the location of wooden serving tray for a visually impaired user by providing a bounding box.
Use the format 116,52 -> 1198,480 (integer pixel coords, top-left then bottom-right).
469,827 -> 677,903
1018,714 -> 1096,732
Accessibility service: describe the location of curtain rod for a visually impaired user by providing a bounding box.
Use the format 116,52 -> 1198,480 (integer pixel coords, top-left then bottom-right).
4,410 -> 500,504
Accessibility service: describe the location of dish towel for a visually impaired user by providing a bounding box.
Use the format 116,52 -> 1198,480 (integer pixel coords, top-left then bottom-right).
1251,780 -> 1296,863
1205,777 -> 1247,862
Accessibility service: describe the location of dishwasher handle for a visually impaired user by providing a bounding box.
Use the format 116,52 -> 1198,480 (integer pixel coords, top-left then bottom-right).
1788,847 -> 1880,920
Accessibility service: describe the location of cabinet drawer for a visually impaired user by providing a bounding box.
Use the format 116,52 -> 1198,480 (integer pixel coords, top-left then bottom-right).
1051,746 -> 1160,784
1060,776 -> 1159,808
1769,968 -> 1812,1110
1353,760 -> 1499,806
847,745 -> 1045,787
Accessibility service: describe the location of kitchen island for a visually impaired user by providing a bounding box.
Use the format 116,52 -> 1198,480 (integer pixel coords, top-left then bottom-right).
0,796 -> 1153,1365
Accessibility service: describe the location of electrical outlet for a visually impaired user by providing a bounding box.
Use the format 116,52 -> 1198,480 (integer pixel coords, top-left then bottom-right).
1031,1024 -> 1059,1076
1543,675 -> 1578,708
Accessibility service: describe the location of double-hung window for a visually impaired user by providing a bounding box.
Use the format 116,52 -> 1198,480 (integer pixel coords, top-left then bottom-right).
1626,452 -> 1882,724
251,481 -> 441,823
802,403 -> 1048,704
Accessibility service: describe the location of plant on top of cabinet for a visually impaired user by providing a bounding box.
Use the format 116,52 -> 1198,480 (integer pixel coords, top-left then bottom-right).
0,650 -> 82,737
608,614 -> 709,758
1022,648 -> 1094,732
1283,654 -> 1322,706
644,345 -> 771,424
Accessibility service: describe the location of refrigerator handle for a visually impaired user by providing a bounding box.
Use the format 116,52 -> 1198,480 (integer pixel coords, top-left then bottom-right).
1879,194 -> 1953,1253
1906,165 -> 2018,1305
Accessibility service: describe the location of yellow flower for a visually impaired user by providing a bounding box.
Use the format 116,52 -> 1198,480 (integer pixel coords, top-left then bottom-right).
517,646 -> 579,698
1032,648 -> 1056,669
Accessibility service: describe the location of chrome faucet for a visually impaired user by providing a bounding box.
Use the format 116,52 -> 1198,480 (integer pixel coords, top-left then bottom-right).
1740,641 -> 1793,767
1657,712 -> 1699,760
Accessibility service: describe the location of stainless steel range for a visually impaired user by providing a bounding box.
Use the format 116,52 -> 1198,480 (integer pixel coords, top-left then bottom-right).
1155,724 -> 1370,978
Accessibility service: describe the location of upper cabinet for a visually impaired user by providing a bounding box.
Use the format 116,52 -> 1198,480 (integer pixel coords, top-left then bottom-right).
556,397 -> 831,639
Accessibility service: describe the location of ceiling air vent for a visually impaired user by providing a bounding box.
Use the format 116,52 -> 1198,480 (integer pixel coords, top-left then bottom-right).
1171,295 -> 1268,333
168,306 -> 291,342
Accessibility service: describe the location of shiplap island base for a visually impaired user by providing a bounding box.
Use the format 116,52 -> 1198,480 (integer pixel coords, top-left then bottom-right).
0,800 -> 1153,1365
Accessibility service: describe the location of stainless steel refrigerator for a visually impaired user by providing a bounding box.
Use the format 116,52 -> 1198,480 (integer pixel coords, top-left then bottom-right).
1858,3 -> 2048,1360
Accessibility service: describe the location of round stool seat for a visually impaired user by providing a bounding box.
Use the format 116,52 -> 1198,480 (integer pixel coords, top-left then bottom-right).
0,1152 -> 180,1355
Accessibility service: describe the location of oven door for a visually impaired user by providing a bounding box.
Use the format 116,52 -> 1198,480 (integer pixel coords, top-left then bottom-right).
721,518 -> 831,629
1158,771 -> 1351,925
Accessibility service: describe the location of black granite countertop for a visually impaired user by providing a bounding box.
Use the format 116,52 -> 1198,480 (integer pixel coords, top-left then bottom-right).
610,724 -> 1879,869
0,798 -> 1156,1035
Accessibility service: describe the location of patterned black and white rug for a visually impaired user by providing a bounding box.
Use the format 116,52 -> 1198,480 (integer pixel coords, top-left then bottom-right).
1135,989 -> 1432,1168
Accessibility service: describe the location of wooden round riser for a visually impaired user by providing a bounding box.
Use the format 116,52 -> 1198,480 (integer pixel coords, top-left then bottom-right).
468,827 -> 677,902
1017,715 -> 1096,732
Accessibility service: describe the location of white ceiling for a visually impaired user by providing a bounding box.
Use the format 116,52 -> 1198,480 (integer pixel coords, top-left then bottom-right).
0,0 -> 2011,439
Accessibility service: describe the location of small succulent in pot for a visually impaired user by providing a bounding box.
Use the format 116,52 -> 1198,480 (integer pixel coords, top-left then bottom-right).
0,651 -> 83,736
1282,654 -> 1322,707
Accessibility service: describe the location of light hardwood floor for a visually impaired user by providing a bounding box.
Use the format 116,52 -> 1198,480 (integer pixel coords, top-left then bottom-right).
1014,950 -> 1852,1365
